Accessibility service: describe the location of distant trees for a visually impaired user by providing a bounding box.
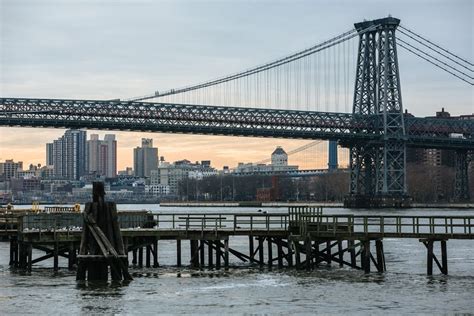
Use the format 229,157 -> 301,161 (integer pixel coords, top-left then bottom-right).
177,171 -> 350,202
175,163 -> 472,203
406,163 -> 456,203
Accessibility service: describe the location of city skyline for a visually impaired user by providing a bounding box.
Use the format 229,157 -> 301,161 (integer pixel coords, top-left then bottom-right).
0,129 -> 329,171
0,0 -> 472,170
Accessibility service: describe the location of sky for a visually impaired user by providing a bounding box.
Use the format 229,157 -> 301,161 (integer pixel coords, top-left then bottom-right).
0,0 -> 472,170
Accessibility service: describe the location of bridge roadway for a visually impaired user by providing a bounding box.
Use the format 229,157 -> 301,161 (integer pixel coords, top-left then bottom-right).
1,98 -> 473,149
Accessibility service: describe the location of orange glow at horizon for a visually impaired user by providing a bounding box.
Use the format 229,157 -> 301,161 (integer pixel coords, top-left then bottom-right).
0,127 -> 341,171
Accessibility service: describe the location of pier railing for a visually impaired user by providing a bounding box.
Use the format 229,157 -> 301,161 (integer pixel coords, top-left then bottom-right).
152,213 -> 289,232
11,211 -> 474,240
299,215 -> 474,239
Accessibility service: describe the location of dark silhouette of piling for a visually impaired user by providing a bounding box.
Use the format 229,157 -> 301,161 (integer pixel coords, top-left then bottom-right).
76,182 -> 132,281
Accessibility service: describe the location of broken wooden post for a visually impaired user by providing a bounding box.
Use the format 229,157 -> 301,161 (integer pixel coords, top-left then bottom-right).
76,181 -> 132,282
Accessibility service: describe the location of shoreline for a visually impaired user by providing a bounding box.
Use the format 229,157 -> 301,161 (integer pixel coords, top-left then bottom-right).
159,202 -> 473,209
4,202 -> 472,209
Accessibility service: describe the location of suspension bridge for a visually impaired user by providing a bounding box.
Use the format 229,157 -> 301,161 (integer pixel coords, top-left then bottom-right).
1,16 -> 473,207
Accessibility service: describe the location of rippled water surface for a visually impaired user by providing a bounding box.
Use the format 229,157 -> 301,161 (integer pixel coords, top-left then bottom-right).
1,206 -> 473,314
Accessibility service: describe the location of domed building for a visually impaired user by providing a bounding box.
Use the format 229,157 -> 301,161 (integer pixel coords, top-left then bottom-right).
271,146 -> 288,166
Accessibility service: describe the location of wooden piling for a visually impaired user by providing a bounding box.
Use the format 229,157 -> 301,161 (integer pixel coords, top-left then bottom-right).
441,240 -> 448,275
426,239 -> 433,276
362,240 -> 371,273
76,182 -> 132,281
216,241 -> 221,269
138,247 -> 143,268
305,237 -> 312,270
294,240 -> 301,269
68,243 -> 75,271
338,241 -> 343,267
199,240 -> 205,268
224,239 -> 229,270
375,240 -> 386,272
258,237 -> 264,266
153,239 -> 159,268
249,236 -> 254,262
123,237 -> 129,266
349,240 -> 357,268
208,240 -> 213,268
27,244 -> 32,272
132,249 -> 137,265
326,240 -> 332,265
277,238 -> 283,268
190,240 -> 199,268
267,238 -> 273,268
287,239 -> 293,267
177,240 -> 182,267
53,242 -> 59,272
146,245 -> 151,268
313,241 -> 320,266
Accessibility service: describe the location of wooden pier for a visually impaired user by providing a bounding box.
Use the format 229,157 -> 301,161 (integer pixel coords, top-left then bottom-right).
2,206 -> 474,276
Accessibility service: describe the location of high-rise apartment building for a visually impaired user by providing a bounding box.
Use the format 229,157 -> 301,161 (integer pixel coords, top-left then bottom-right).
133,138 -> 158,178
104,134 -> 117,177
87,134 -> 117,178
52,130 -> 87,180
0,159 -> 23,180
46,143 -> 54,166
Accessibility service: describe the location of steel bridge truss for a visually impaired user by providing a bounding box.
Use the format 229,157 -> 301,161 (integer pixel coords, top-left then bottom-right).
0,97 -> 471,148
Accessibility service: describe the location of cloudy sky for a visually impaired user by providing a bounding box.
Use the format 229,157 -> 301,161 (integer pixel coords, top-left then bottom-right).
0,0 -> 472,170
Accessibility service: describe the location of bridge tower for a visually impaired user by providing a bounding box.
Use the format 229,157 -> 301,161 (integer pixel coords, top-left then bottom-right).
345,17 -> 411,208
328,140 -> 338,171
454,150 -> 471,202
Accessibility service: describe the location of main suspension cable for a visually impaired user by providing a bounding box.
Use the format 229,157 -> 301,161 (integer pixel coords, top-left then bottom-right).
397,37 -> 473,80
398,42 -> 473,85
399,25 -> 473,67
398,28 -> 473,73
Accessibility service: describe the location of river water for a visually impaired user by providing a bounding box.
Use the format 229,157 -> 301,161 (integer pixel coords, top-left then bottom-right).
1,205 -> 473,314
